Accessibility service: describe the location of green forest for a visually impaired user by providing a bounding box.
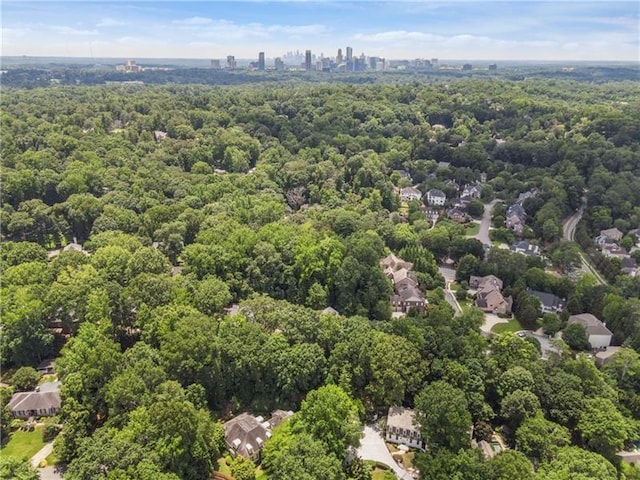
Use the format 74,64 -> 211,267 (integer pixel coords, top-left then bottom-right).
1,77 -> 640,480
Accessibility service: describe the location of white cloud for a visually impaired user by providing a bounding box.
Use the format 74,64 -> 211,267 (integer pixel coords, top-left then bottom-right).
50,26 -> 98,36
267,24 -> 331,36
97,18 -> 126,28
173,16 -> 213,26
354,30 -> 444,42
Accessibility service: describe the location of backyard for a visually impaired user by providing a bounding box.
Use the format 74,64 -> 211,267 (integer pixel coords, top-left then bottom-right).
1,425 -> 45,461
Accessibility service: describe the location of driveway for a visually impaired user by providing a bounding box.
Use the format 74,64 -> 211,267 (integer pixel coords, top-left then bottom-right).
31,442 -> 54,468
473,199 -> 501,246
357,425 -> 414,480
519,330 -> 560,359
480,313 -> 508,334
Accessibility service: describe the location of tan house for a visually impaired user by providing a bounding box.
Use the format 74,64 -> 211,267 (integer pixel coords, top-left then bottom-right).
470,275 -> 512,315
382,253 -> 427,314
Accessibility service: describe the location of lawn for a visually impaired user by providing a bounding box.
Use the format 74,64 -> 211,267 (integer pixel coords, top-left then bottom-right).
1,426 -> 45,460
491,318 -> 522,334
465,223 -> 480,236
255,466 -> 269,480
372,468 -> 397,480
216,457 -> 232,475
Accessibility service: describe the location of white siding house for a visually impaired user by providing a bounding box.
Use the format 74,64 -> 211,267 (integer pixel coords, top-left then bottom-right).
385,406 -> 424,450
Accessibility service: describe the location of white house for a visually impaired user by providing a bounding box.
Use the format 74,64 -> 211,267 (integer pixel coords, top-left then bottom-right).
400,186 -> 423,202
567,313 -> 613,349
426,189 -> 446,206
386,406 -> 424,450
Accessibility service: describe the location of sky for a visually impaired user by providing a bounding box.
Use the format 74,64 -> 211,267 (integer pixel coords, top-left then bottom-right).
2,1 -> 639,61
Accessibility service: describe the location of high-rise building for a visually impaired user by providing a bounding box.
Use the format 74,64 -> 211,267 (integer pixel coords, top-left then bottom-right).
305,50 -> 312,71
226,55 -> 237,69
462,63 -> 472,71
346,46 -> 353,61
488,63 -> 497,71
210,59 -> 221,69
431,58 -> 439,69
337,48 -> 343,64
258,52 -> 265,71
274,57 -> 285,70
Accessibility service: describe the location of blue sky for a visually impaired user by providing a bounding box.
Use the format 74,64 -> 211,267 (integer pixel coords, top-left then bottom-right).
2,1 -> 639,61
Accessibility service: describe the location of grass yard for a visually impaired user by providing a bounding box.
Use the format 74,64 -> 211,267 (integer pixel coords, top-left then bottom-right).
216,457 -> 232,475
491,318 -> 522,334
465,223 -> 480,235
372,468 -> 397,480
45,449 -> 59,466
1,426 -> 45,460
255,466 -> 269,480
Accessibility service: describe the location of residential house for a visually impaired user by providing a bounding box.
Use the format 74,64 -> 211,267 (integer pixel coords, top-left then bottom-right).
444,179 -> 460,192
382,253 -> 427,314
461,183 -> 482,201
447,207 -> 468,223
601,244 -> 629,259
510,240 -> 541,257
436,161 -> 451,169
224,411 -> 293,461
392,285 -> 427,314
36,359 -> 56,375
421,207 -> 440,223
469,275 -> 503,291
471,275 -> 512,315
505,203 -> 526,235
8,391 -> 61,418
621,257 -> 638,277
600,227 -> 624,243
385,406 -> 424,450
394,170 -> 413,182
516,189 -> 538,205
595,346 -> 623,366
154,130 -> 168,141
380,253 -> 413,277
321,306 -> 340,316
426,189 -> 446,206
567,313 -> 612,349
528,290 -> 564,314
399,186 -> 423,202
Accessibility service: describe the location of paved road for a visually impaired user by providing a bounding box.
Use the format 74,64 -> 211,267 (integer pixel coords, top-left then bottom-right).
438,266 -> 462,316
31,442 -> 54,468
357,425 -> 414,480
561,197 -> 607,285
473,199 -> 501,246
517,330 -> 560,359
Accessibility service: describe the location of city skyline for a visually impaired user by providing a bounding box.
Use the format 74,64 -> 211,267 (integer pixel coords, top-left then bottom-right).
2,1 -> 639,61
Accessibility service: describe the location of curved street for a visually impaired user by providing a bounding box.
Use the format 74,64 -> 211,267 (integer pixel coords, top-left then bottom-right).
473,199 -> 501,246
562,196 -> 607,285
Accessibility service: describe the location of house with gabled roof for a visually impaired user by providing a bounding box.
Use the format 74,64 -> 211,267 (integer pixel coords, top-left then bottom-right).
399,186 -> 423,202
528,289 -> 564,314
224,410 -> 293,461
426,189 -> 446,206
8,391 -> 61,419
385,406 -> 424,450
567,313 -> 612,349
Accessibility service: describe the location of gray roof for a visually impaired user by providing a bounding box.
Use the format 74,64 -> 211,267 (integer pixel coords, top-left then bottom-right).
528,290 -> 563,309
427,189 -> 446,198
568,314 -> 613,337
224,413 -> 270,458
8,391 -> 61,412
387,406 -> 418,431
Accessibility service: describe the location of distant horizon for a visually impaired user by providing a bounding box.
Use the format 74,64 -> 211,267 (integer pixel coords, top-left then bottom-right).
2,55 -> 638,66
2,1 -> 639,62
